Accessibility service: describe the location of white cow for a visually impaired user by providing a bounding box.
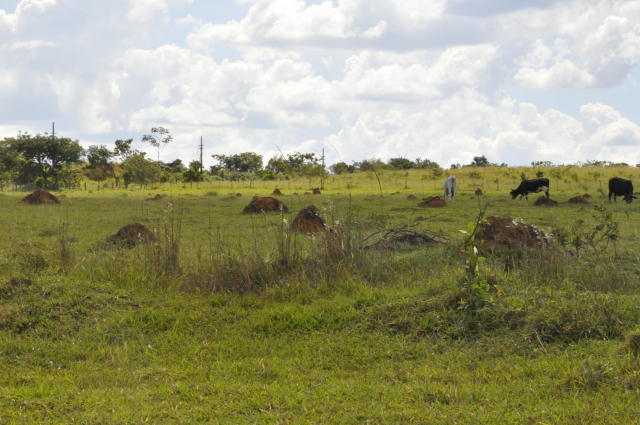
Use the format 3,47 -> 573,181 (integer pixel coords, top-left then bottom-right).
444,176 -> 457,200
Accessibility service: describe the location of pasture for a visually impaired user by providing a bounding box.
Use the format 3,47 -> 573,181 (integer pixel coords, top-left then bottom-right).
2,166 -> 640,424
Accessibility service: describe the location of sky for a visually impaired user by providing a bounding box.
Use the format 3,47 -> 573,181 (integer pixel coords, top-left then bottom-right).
1,0 -> 640,167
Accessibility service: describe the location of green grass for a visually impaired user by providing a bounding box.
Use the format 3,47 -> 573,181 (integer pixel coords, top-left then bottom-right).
2,166 -> 640,424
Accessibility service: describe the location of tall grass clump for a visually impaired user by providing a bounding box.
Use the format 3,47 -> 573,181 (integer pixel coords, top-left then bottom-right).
57,219 -> 74,275
143,202 -> 183,278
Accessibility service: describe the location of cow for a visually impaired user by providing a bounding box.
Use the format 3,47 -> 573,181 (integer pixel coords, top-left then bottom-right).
608,177 -> 635,203
510,178 -> 549,200
444,176 -> 457,200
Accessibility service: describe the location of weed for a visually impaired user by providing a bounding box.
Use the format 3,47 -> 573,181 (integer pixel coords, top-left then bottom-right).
627,330 -> 640,358
57,219 -> 74,275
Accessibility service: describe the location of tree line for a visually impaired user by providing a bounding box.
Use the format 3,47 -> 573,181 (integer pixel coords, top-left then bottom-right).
1,126 -> 633,190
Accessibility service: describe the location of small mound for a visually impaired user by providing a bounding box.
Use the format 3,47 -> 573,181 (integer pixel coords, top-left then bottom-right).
291,205 -> 325,233
242,196 -> 288,214
568,195 -> 590,204
236,193 -> 242,198
106,223 -> 156,247
407,194 -> 417,201
272,188 -> 283,196
418,196 -> 447,208
582,193 -> 592,199
21,189 -> 60,205
147,194 -> 164,201
476,215 -> 554,251
534,196 -> 558,207
312,188 -> 321,195
475,188 -> 483,196
364,229 -> 443,250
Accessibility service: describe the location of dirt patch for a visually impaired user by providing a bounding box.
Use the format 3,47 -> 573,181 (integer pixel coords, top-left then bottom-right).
568,195 -> 590,204
291,205 -> 325,233
534,196 -> 558,207
147,194 -> 164,201
106,223 -> 156,247
312,188 -> 321,195
418,196 -> 447,208
407,194 -> 417,201
21,190 -> 60,205
476,215 -> 554,251
272,188 -> 283,196
242,196 -> 288,214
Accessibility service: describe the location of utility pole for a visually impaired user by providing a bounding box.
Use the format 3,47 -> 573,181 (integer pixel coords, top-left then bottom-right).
52,122 -> 55,141
199,136 -> 204,174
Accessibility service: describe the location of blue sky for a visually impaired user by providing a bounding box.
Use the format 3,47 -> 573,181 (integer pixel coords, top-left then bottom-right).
1,0 -> 640,167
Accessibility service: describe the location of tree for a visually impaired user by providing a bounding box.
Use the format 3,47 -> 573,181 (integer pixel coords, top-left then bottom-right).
415,158 -> 440,169
0,141 -> 23,186
8,133 -> 84,188
329,162 -> 355,174
122,153 -> 162,187
114,139 -> 137,161
142,127 -> 173,161
266,152 -> 318,176
166,159 -> 185,173
387,157 -> 415,170
182,161 -> 204,182
469,155 -> 490,167
211,152 -> 263,174
86,145 -> 114,168
531,161 -> 554,167
353,158 -> 386,171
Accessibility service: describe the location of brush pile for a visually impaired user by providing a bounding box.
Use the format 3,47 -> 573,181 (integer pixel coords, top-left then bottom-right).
363,227 -> 446,250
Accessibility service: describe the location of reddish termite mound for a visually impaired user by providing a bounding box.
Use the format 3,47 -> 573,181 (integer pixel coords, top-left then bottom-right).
21,190 -> 60,205
291,205 -> 325,233
242,196 -> 288,214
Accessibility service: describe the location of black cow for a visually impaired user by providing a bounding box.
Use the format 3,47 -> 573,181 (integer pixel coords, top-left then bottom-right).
510,178 -> 549,200
608,177 -> 635,203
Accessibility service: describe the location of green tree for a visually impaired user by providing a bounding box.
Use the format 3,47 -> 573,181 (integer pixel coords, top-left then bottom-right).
122,153 -> 162,188
114,139 -> 137,161
415,158 -> 440,169
469,155 -> 490,167
212,152 -> 263,174
84,144 -> 115,182
166,159 -> 185,173
0,141 -> 24,186
329,162 -> 355,174
7,133 -> 84,188
182,161 -> 204,182
86,145 -> 114,168
142,127 -> 173,161
266,152 -> 319,176
353,158 -> 386,171
388,157 -> 415,170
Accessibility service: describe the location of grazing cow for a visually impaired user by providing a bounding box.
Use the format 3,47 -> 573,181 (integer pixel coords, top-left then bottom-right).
608,177 -> 635,203
510,178 -> 549,200
444,176 -> 457,200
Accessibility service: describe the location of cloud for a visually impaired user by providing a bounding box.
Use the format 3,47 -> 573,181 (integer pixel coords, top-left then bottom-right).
1,0 -> 640,168
581,103 -> 640,147
515,58 -> 596,89
511,0 -> 640,89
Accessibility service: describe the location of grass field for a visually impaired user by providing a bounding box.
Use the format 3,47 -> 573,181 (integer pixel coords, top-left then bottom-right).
2,166 -> 640,424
